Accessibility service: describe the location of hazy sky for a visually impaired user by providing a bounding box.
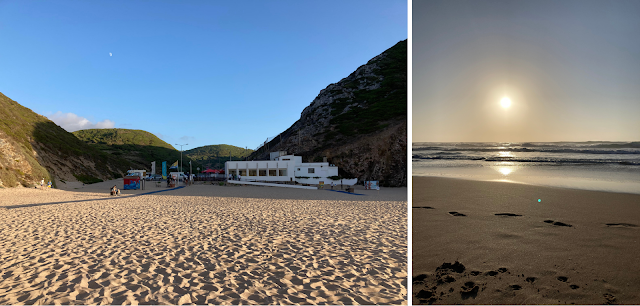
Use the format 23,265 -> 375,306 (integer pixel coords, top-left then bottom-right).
0,1 -> 406,150
413,0 -> 640,143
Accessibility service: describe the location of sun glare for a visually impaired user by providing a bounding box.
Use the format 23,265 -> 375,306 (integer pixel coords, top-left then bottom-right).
498,168 -> 512,176
501,97 -> 511,108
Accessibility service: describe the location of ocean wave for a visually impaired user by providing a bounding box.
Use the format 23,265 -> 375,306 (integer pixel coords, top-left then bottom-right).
585,142 -> 640,149
413,155 -> 640,165
412,155 -> 485,161
414,147 -> 640,155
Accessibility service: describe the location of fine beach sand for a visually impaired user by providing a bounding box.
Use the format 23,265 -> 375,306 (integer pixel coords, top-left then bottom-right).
0,181 -> 407,305
412,176 -> 640,304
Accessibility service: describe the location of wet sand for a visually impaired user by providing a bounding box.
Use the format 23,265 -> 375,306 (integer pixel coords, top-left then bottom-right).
412,176 -> 640,305
0,182 -> 407,305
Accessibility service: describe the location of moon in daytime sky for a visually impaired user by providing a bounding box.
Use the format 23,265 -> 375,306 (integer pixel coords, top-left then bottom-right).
109,53 -> 112,57
501,97 -> 511,108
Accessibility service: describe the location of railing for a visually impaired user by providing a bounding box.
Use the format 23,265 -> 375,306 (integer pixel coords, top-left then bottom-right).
254,135 -> 280,151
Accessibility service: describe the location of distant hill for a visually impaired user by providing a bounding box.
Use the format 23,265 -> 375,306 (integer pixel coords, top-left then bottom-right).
184,144 -> 253,170
247,40 -> 407,186
74,129 -> 175,149
0,92 -> 130,187
74,129 -> 201,173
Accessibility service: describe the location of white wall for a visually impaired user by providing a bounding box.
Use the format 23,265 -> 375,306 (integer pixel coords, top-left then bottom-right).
225,160 -> 295,182
224,155 -> 354,185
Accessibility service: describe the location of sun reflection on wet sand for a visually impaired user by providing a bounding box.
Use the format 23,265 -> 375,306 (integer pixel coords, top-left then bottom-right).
498,167 -> 512,175
492,163 -> 519,182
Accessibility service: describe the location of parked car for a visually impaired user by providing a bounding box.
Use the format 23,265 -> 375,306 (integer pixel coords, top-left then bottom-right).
145,174 -> 163,181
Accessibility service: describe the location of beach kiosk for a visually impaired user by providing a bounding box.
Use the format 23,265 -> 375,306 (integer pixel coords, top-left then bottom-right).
123,175 -> 141,190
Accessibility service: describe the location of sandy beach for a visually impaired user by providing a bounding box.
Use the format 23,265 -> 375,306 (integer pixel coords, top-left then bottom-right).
412,176 -> 640,304
0,181 -> 407,305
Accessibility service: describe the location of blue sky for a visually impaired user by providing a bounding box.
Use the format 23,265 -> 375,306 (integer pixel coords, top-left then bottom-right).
0,1 -> 407,150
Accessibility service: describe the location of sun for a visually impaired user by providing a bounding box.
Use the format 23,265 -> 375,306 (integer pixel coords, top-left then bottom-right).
501,97 -> 511,108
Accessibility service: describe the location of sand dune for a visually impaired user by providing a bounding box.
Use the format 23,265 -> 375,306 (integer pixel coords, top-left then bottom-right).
0,184 -> 407,305
412,176 -> 640,304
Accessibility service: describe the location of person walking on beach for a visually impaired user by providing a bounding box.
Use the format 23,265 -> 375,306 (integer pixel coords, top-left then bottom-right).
40,178 -> 44,190
331,181 -> 334,190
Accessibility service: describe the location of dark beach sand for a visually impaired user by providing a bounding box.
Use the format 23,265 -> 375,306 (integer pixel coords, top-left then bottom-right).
412,176 -> 640,304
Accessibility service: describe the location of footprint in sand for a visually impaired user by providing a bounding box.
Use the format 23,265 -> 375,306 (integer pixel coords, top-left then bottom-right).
606,223 -> 638,228
604,293 -> 617,304
441,275 -> 456,283
557,276 -> 568,282
415,289 -> 437,304
544,220 -> 573,227
413,274 -> 428,283
436,261 -> 466,273
495,213 -> 522,217
448,211 -> 466,217
460,281 -> 479,299
525,277 -> 537,283
510,284 -> 522,290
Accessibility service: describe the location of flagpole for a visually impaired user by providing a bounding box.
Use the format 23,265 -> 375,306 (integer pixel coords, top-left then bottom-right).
175,143 -> 188,175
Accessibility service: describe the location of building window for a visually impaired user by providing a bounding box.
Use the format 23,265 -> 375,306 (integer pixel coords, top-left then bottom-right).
308,168 -> 315,174
279,169 -> 287,176
239,170 -> 246,176
269,169 -> 277,176
259,169 -> 266,176
249,169 -> 257,176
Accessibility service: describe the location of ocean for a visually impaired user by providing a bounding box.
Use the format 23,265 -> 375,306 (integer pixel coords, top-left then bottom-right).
412,142 -> 640,194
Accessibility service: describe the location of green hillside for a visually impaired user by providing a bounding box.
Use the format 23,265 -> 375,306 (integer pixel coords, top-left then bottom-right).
74,128 -> 201,174
73,129 -> 175,149
0,92 -> 129,187
185,144 -> 253,170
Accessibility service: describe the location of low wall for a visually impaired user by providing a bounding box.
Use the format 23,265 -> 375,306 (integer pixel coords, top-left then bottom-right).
227,180 -> 317,190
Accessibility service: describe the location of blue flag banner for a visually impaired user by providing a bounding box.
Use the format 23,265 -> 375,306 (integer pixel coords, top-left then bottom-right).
162,161 -> 167,179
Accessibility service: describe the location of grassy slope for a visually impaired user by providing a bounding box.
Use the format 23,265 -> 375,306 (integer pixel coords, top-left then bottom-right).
74,129 -> 202,174
184,144 -> 253,170
74,129 -> 175,149
0,92 -> 128,186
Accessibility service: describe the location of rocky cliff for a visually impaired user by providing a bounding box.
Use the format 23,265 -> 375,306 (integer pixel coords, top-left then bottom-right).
249,40 -> 407,186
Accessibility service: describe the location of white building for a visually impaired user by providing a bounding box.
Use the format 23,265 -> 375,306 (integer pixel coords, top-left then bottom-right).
225,151 -> 357,186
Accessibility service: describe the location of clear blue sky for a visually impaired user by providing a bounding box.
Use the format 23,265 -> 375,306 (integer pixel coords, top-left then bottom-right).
0,0 -> 407,151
